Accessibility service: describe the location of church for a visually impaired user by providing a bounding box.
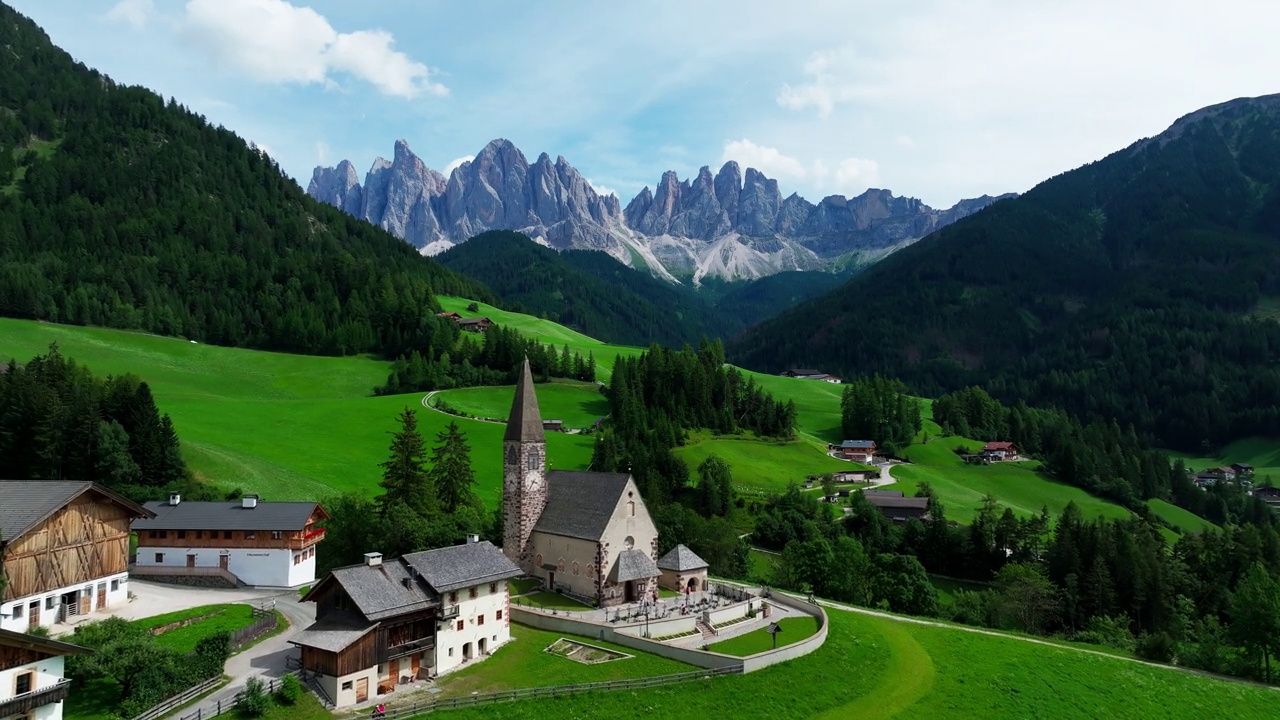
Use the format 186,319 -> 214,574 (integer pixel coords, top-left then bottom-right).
501,359 -> 662,607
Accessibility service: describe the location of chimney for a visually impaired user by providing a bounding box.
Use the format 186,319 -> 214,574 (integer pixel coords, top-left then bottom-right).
242,494 -> 258,509
467,534 -> 480,544
364,552 -> 383,567
168,492 -> 181,506
401,577 -> 412,589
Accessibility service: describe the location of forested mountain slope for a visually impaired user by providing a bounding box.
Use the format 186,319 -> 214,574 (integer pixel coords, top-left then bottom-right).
437,230 -> 736,346
731,95 -> 1280,450
0,3 -> 493,357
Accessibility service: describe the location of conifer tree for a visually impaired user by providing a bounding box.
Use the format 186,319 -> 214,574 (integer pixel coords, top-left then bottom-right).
378,408 -> 434,516
428,422 -> 479,514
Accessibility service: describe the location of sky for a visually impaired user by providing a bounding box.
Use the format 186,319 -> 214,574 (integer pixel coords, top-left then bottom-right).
13,0 -> 1280,208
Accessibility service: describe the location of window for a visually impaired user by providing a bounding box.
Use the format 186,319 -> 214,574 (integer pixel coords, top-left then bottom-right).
223,530 -> 232,539
177,530 -> 186,539
455,620 -> 464,631
246,531 -> 256,539
45,596 -> 55,610
557,558 -> 565,572
294,554 -> 300,565
492,635 -> 497,643
628,501 -> 636,517
469,587 -> 477,599
341,681 -> 353,691
573,561 -> 580,576
148,530 -> 159,539
11,603 -> 22,619
489,583 -> 497,594
534,553 -> 542,568
155,553 -> 164,563
15,671 -> 33,695
448,648 -> 454,657
272,531 -> 283,540
478,614 -> 485,626
449,592 -> 457,603
110,579 -> 119,592
496,609 -> 503,621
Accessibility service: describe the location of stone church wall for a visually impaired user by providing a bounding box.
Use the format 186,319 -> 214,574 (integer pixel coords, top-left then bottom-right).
529,534 -> 598,600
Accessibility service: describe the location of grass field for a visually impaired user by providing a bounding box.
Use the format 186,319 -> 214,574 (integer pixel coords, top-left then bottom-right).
415,605 -> 1280,720
673,432 -> 872,494
1165,437 -> 1280,483
436,297 -> 642,383
889,438 -> 1135,524
748,548 -> 780,583
743,370 -> 846,444
1147,499 -> 1219,535
706,616 -> 819,656
930,575 -> 992,607
432,380 -> 609,428
141,603 -> 261,653
0,318 -> 595,503
433,621 -> 689,699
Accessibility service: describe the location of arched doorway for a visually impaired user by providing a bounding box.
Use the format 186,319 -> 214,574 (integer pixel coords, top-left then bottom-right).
624,580 -> 637,602
686,577 -> 699,592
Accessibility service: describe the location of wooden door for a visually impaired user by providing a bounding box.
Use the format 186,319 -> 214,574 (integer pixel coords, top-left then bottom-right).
354,677 -> 369,703
96,583 -> 106,610
219,555 -> 230,570
187,554 -> 197,568
79,592 -> 91,615
410,654 -> 420,678
28,601 -> 39,629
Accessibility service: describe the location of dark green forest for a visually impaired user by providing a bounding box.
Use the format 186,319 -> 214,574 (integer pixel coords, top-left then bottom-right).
437,231 -> 734,347
0,4 -> 494,358
731,96 -> 1280,452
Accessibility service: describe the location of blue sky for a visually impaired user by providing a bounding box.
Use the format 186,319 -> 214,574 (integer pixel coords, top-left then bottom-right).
14,0 -> 1280,207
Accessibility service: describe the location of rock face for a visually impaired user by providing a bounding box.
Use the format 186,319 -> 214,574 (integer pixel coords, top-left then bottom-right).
308,139 -> 1013,282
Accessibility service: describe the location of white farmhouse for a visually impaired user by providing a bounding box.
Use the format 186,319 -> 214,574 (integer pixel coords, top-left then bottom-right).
0,627 -> 90,720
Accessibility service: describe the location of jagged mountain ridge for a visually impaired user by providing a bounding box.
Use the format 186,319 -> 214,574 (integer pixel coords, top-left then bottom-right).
308,138 -> 1013,282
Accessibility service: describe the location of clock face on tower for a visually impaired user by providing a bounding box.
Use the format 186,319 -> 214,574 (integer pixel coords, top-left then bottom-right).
525,469 -> 542,490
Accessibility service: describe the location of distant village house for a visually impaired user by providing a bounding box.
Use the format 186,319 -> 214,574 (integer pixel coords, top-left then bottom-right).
0,481 -> 154,633
862,490 -> 931,523
457,317 -> 494,333
780,369 -> 841,384
830,440 -> 877,464
541,420 -> 564,433
132,494 -> 329,588
981,442 -> 1020,462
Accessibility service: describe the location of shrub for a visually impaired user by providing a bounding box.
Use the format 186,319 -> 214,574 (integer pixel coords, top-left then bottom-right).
1071,615 -> 1136,652
466,302 -> 479,312
1135,632 -> 1176,663
237,678 -> 270,718
276,674 -> 302,705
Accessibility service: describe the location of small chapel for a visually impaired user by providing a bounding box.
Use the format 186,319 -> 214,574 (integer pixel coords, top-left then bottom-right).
501,359 -> 666,607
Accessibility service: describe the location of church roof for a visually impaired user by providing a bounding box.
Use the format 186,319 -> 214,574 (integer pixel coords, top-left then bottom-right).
505,358 -> 545,443
403,540 -> 521,594
611,549 -> 660,583
534,471 -> 633,541
657,544 -> 709,572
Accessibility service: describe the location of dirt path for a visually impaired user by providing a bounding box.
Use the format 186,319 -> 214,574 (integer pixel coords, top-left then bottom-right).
420,390 -> 504,424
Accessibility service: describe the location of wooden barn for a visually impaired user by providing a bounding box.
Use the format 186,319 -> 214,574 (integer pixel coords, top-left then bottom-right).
0,481 -> 154,632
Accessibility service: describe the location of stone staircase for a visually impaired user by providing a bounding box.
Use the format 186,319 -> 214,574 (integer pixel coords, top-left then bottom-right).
695,619 -> 717,640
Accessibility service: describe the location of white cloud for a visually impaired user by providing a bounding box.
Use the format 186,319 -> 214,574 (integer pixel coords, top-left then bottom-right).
444,156 -> 473,175
315,141 -> 330,165
833,158 -> 881,194
776,47 -> 859,118
106,0 -> 153,29
182,0 -> 446,99
587,179 -> 617,198
721,139 -> 808,180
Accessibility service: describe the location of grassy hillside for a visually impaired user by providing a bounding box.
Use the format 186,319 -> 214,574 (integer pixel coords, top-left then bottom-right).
432,381 -> 609,428
436,297 -> 641,382
1147,498 -> 1220,534
1165,437 -> 1280,483
890,438 -> 1134,524
431,605 -> 1280,720
672,433 -> 872,494
0,317 -> 594,502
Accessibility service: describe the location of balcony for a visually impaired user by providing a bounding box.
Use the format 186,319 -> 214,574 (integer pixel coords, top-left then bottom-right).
0,679 -> 72,717
384,636 -> 435,661
290,528 -> 326,549
438,605 -> 460,620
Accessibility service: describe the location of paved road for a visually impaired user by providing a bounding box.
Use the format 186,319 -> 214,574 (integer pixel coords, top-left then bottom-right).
159,588 -> 316,720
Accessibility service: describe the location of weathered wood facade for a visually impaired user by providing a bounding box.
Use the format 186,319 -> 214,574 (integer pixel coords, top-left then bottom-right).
2,496 -> 133,603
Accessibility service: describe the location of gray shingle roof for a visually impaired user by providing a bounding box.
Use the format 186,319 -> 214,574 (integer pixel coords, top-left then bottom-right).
290,617 -> 377,653
328,560 -> 438,621
403,541 -> 521,594
864,495 -> 929,510
656,544 -> 708,572
505,358 -> 545,443
133,500 -> 322,531
0,481 -> 153,543
787,369 -> 823,376
840,440 -> 876,449
864,490 -> 905,498
534,471 -> 632,541
611,549 -> 660,583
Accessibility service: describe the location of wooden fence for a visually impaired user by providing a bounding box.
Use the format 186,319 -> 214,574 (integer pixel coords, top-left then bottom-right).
229,612 -> 278,649
130,677 -> 223,720
177,677 -> 293,720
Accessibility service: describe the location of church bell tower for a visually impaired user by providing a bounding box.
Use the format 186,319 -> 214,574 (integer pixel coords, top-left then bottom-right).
502,358 -> 546,572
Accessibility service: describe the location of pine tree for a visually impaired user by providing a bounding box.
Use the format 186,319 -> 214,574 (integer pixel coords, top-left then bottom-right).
378,409 -> 434,516
428,422 -> 478,514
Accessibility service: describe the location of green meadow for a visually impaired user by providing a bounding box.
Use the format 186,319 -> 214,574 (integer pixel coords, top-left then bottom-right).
1146,498 -> 1219,534
432,380 -> 609,428
0,318 -> 594,503
419,605 -> 1280,720
1164,437 -> 1280,483
672,432 -> 873,494
888,437 -> 1134,524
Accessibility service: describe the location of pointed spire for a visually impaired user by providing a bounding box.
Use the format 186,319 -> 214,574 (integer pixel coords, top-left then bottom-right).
505,357 -> 544,442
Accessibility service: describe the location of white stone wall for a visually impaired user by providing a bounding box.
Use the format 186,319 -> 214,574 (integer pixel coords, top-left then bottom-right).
434,579 -> 512,676
596,478 -> 660,606
0,655 -> 67,720
528,534 -> 598,599
322,666 -> 377,709
134,546 -> 315,587
0,573 -> 128,633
